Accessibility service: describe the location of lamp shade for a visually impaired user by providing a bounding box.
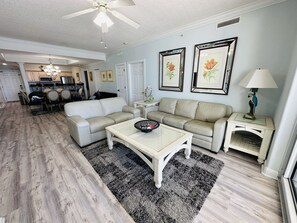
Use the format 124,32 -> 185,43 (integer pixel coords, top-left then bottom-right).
239,68 -> 278,88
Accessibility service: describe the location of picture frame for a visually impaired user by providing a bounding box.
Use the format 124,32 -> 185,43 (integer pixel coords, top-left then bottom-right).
191,37 -> 238,95
106,70 -> 114,82
159,47 -> 185,92
101,71 -> 107,82
89,71 -> 93,81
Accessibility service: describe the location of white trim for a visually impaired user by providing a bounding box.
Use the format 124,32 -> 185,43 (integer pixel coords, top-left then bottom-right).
0,36 -> 106,61
261,164 -> 279,179
284,139 -> 297,178
281,177 -> 297,223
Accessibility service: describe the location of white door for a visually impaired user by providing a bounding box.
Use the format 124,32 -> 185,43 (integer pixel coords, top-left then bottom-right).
128,60 -> 145,105
0,70 -> 22,102
115,63 -> 128,102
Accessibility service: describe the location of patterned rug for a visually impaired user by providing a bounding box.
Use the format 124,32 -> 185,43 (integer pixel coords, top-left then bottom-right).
80,141 -> 224,223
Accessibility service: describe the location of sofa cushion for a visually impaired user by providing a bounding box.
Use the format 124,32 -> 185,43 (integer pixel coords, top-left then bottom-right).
184,120 -> 214,137
106,112 -> 134,123
195,102 -> 227,122
100,97 -> 127,115
163,115 -> 191,129
147,111 -> 175,123
86,116 -> 115,133
158,98 -> 177,114
65,100 -> 104,119
175,99 -> 199,119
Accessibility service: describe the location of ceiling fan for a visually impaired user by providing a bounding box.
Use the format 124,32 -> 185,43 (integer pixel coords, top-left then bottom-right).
63,0 -> 140,33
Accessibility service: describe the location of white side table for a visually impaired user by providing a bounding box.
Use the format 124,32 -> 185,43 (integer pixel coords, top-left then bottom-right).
224,112 -> 275,164
133,100 -> 159,118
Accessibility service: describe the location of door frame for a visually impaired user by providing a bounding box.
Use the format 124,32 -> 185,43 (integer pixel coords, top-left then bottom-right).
127,59 -> 146,105
82,69 -> 89,99
115,63 -> 128,102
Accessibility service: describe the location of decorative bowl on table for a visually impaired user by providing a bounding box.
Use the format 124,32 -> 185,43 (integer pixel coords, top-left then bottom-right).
134,120 -> 159,133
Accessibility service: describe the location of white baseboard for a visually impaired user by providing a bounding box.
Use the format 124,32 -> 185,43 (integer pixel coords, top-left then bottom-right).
261,164 -> 279,179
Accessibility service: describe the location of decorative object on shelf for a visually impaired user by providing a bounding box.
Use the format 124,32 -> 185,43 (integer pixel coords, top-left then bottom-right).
62,0 -> 139,34
144,85 -> 154,102
134,120 -> 159,133
43,59 -> 61,79
101,70 -> 107,81
159,47 -> 185,92
239,68 -> 278,120
191,37 -> 237,95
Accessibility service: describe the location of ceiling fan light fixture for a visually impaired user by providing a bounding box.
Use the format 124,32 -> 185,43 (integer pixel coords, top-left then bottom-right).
93,11 -> 114,28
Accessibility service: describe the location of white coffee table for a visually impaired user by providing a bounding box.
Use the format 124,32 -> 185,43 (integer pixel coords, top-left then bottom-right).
105,118 -> 193,188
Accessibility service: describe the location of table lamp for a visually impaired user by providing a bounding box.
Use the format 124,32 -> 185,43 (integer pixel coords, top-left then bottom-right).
239,68 -> 277,120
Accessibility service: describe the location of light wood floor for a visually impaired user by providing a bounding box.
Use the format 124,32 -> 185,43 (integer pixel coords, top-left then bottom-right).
0,102 -> 282,223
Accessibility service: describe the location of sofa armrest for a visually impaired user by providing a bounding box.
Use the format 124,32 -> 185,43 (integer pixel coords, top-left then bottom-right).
211,117 -> 228,153
66,115 -> 92,147
122,105 -> 141,118
146,105 -> 159,113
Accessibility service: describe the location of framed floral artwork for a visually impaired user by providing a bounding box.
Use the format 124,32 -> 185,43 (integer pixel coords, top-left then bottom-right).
191,37 -> 237,95
101,71 -> 107,82
159,47 -> 185,92
107,70 -> 114,82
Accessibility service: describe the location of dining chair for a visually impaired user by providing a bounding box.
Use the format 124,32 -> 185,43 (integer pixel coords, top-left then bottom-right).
60,89 -> 72,108
46,90 -> 60,111
72,87 -> 84,101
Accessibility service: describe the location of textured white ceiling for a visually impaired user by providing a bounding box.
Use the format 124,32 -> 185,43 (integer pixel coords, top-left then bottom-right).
0,0 -> 283,65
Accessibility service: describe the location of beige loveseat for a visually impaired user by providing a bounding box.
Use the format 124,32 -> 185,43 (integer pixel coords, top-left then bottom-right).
147,98 -> 233,153
65,97 -> 140,147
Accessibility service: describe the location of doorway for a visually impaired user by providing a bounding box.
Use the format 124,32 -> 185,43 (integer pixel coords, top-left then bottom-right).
115,63 -> 128,102
0,70 -> 22,102
127,60 -> 145,105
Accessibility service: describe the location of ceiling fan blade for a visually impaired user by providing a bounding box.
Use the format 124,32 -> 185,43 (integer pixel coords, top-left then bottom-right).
108,9 -> 140,29
62,8 -> 97,19
108,0 -> 135,8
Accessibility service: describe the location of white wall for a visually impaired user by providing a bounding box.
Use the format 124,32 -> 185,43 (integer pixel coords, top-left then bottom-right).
94,0 -> 297,118
85,61 -> 117,93
71,66 -> 82,83
263,34 -> 297,178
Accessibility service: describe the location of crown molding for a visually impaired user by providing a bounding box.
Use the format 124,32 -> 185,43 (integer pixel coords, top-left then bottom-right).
114,0 -> 286,54
0,36 -> 106,61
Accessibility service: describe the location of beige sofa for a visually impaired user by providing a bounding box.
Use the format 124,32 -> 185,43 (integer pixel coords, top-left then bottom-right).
147,98 -> 233,153
64,97 -> 140,147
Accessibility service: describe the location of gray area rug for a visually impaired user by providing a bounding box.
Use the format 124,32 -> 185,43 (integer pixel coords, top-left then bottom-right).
80,141 -> 224,223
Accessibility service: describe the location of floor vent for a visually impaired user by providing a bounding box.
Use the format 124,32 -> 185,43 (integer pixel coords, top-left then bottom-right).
217,17 -> 240,28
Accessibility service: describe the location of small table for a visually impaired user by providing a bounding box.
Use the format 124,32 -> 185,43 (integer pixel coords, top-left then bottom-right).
224,113 -> 275,164
134,100 -> 159,118
106,118 -> 193,188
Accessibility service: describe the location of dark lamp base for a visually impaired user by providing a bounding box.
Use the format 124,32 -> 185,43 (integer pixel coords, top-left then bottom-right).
244,113 -> 256,120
